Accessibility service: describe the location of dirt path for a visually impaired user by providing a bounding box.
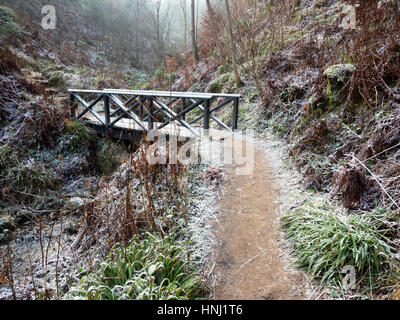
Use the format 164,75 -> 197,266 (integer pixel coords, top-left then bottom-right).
213,140 -> 306,300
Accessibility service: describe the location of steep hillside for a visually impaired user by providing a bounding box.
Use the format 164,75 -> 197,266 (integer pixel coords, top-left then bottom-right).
169,0 -> 400,298
0,3 -> 156,300
172,0 -> 400,211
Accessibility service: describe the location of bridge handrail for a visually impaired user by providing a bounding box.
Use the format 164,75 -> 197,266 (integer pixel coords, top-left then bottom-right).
102,89 -> 242,99
68,89 -> 242,99
68,89 -> 214,100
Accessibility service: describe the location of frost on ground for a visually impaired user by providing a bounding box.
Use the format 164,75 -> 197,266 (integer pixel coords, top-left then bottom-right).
185,138 -> 231,282
186,163 -> 222,282
256,130 -> 332,299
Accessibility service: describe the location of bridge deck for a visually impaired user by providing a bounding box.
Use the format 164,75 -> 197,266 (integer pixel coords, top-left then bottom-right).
84,113 -> 198,138
83,113 -> 232,140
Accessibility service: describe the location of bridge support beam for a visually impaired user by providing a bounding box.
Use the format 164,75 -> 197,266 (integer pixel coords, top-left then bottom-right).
69,93 -> 76,118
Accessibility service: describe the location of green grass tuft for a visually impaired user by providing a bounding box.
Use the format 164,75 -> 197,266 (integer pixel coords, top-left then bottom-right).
0,145 -> 60,194
282,199 -> 399,293
0,145 -> 18,170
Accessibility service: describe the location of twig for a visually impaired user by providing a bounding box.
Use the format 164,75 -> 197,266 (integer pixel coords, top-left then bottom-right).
342,123 -> 362,139
55,212 -> 63,298
45,220 -> 56,274
236,250 -> 268,273
26,207 -> 57,214
38,216 -> 48,299
207,261 -> 216,278
2,243 -> 17,300
363,142 -> 400,163
10,189 -> 43,198
25,241 -> 38,300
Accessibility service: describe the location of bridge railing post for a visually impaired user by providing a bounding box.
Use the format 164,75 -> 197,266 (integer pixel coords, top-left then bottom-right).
69,93 -> 76,118
104,94 -> 110,128
203,99 -> 210,131
139,96 -> 144,120
232,98 -> 239,131
148,99 -> 154,130
181,98 -> 186,121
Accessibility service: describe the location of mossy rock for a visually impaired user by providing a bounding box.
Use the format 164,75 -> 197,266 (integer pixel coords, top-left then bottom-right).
48,70 -> 66,88
207,73 -> 231,93
208,79 -> 222,93
0,6 -> 19,40
323,64 -> 355,83
217,64 -> 230,75
66,197 -> 86,210
323,64 -> 355,105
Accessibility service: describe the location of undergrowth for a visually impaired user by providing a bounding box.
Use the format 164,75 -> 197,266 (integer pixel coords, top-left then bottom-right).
282,199 -> 400,297
68,232 -> 203,300
95,138 -> 127,175
0,144 -> 60,198
62,119 -> 95,153
4,159 -> 60,194
0,6 -> 19,41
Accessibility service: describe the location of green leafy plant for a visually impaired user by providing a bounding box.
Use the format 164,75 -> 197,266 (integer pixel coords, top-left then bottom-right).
3,158 -> 60,194
48,71 -> 66,88
63,119 -> 95,152
68,233 -> 204,300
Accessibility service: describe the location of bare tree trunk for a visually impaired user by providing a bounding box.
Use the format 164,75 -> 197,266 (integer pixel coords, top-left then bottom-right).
135,0 -> 140,68
180,0 -> 188,58
224,0 -> 242,87
205,0 -> 223,60
191,0 -> 199,63
155,0 -> 163,65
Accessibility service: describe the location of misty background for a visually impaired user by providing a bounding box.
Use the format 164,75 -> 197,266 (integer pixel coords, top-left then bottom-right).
2,0 -> 216,71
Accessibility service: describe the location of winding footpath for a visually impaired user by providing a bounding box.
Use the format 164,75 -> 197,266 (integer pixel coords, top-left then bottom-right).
212,139 -> 307,300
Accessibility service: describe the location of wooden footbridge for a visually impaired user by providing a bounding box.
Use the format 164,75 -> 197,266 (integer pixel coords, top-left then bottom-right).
68,89 -> 242,140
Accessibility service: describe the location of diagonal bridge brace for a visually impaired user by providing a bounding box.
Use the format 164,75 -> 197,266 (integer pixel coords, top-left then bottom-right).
151,98 -> 201,137
108,94 -> 147,131
110,95 -> 147,124
155,98 -> 208,131
72,93 -> 106,125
